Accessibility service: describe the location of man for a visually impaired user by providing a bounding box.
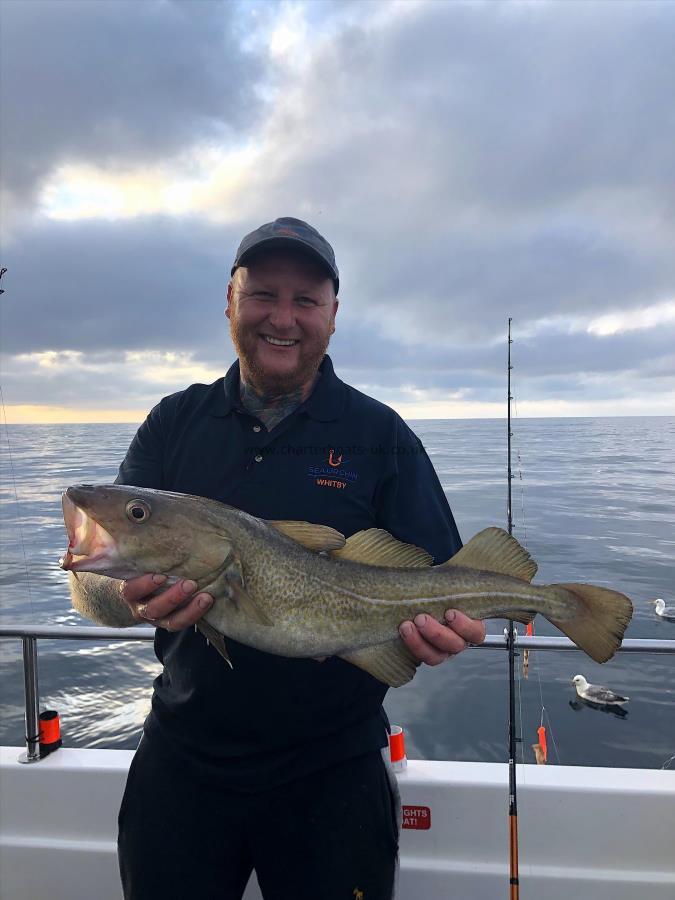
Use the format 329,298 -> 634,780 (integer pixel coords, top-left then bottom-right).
70,217 -> 485,900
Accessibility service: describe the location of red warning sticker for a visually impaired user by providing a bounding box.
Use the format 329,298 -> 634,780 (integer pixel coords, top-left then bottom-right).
402,805 -> 431,830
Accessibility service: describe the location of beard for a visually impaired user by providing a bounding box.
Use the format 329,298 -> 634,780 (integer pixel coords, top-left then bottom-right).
229,313 -> 332,398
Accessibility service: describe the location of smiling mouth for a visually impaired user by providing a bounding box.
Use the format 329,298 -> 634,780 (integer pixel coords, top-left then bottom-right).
261,335 -> 298,347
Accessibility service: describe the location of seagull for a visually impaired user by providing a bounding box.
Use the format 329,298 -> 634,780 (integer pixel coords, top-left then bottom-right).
652,599 -> 675,621
572,675 -> 629,707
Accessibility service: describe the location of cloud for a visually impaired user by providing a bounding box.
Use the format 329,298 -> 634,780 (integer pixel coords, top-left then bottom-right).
243,0 -> 675,340
1,0 -> 674,419
586,300 -> 675,337
1,217 -> 237,357
0,0 -> 267,203
1,347 -> 223,410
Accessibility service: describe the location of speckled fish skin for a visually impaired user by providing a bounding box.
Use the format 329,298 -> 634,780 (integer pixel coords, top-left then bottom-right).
60,484 -> 633,669
216,532 -> 576,658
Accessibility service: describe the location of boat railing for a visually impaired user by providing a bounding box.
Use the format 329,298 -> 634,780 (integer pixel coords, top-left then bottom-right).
2,623 -> 674,764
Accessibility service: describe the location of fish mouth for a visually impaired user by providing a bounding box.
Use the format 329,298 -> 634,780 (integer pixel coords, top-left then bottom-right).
59,488 -> 118,572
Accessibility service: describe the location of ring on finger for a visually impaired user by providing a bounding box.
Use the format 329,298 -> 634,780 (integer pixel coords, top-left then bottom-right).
137,603 -> 157,623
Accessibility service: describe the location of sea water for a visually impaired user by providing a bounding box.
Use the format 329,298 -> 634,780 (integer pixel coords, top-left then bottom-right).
1,417 -> 673,768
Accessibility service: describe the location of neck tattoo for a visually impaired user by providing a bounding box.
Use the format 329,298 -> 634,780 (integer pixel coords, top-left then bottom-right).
239,379 -> 312,431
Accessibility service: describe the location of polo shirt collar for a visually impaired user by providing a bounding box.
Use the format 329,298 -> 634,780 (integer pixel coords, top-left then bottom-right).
209,354 -> 345,422
302,355 -> 345,422
207,360 -> 240,417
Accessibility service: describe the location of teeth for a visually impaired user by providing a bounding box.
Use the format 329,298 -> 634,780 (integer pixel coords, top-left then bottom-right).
264,336 -> 297,346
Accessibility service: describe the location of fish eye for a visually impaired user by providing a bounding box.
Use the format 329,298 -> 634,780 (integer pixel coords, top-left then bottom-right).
126,499 -> 151,523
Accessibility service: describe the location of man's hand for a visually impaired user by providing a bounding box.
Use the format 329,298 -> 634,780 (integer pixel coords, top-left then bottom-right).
120,574 -> 214,632
399,610 -> 486,666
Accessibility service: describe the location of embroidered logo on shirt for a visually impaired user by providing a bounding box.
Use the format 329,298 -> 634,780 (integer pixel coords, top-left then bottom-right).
328,448 -> 348,467
308,448 -> 358,489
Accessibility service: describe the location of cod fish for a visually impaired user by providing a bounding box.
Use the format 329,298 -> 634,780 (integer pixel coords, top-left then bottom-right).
60,484 -> 633,687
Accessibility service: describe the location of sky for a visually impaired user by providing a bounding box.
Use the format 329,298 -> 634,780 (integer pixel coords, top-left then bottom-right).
1,0 -> 674,423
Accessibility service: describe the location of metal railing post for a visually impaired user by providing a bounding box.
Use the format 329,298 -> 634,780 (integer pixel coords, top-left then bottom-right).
18,636 -> 41,764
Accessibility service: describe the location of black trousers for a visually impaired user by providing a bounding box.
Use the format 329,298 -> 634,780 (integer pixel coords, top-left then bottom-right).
118,739 -> 399,900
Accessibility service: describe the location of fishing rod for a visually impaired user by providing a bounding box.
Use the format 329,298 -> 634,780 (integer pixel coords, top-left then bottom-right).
506,317 -> 520,898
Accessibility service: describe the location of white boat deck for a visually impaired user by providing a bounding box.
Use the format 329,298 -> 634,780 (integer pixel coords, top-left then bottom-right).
1,746 -> 674,899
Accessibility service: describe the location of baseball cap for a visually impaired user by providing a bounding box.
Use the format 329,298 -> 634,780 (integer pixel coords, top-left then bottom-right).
231,217 -> 339,294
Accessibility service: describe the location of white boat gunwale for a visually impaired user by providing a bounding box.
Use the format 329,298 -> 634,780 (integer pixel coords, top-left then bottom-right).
1,624 -> 674,899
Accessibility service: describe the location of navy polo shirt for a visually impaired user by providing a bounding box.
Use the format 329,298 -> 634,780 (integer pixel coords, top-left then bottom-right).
116,355 -> 462,791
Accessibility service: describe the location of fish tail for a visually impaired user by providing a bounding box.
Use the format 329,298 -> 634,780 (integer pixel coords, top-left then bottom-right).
547,583 -> 633,663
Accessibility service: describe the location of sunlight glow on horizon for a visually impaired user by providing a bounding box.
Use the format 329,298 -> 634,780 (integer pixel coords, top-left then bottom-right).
5,393 -> 674,425
3,405 -> 147,425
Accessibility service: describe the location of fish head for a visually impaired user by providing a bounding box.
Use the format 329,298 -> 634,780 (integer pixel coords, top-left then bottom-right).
60,484 -> 235,582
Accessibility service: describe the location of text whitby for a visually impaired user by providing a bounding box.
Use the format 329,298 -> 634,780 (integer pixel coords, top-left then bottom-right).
315,478 -> 347,490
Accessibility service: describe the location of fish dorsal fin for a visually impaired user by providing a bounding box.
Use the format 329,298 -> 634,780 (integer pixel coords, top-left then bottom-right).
267,520 -> 346,552
340,638 -> 420,687
331,529 -> 433,568
441,527 -> 537,582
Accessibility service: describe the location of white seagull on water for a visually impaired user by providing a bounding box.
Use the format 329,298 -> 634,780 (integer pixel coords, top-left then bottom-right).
572,675 -> 629,707
652,599 -> 675,621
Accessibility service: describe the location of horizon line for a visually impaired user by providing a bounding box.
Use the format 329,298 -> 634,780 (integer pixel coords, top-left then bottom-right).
3,413 -> 673,426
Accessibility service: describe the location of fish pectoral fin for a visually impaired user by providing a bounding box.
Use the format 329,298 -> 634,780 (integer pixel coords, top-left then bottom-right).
339,638 -> 420,687
330,529 -> 433,568
202,558 -> 272,627
196,620 -> 233,668
230,581 -> 273,627
440,527 -> 538,582
267,520 -> 346,552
